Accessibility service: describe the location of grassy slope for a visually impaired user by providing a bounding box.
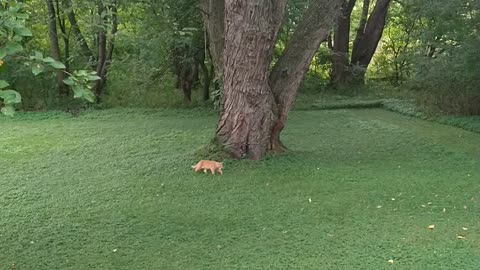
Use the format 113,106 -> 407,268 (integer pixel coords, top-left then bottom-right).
0,108 -> 479,269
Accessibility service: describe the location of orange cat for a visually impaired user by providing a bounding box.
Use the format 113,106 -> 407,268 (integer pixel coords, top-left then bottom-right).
191,160 -> 223,175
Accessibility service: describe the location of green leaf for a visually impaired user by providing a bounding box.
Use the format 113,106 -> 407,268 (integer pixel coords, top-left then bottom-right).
12,35 -> 23,42
6,41 -> 23,55
77,70 -> 88,76
0,47 -> 6,59
42,57 -> 55,63
32,65 -> 44,75
0,80 -> 9,89
0,90 -> 21,104
15,13 -> 29,20
87,75 -> 101,81
50,61 -> 66,69
34,51 -> 43,60
84,91 -> 95,103
14,27 -> 32,37
63,77 -> 75,86
1,106 -> 15,116
72,86 -> 95,103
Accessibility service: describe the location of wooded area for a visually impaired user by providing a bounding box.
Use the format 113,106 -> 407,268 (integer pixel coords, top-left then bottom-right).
1,1 -> 479,268
1,0 -> 479,159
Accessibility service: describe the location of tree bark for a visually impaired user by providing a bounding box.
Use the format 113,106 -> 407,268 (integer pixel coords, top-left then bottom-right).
65,0 -> 95,65
350,0 -> 392,83
94,1 -> 107,101
94,0 -> 118,101
331,0 -> 356,85
269,0 -> 343,152
216,0 -> 288,160
200,0 -> 224,76
352,0 -> 370,51
97,0 -> 118,94
54,0 -> 70,71
209,0 -> 343,159
46,0 -> 68,96
198,38 -> 210,101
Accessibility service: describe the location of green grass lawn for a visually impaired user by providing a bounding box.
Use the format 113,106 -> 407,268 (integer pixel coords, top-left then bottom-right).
1,108 -> 479,269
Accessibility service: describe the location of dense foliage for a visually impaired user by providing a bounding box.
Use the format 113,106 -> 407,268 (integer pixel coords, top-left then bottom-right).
0,0 -> 479,116
373,0 -> 480,114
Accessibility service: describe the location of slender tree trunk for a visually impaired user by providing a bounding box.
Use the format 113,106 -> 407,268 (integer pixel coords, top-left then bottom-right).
201,62 -> 211,101
331,0 -> 356,85
65,0 -> 95,65
94,2 -> 107,101
46,0 -> 68,96
198,39 -> 210,101
94,0 -> 118,101
98,0 -> 118,93
352,0 -> 370,51
200,0 -> 224,76
350,0 -> 392,83
184,65 -> 194,104
327,32 -> 333,50
216,0 -> 288,160
269,0 -> 342,151
54,0 -> 70,71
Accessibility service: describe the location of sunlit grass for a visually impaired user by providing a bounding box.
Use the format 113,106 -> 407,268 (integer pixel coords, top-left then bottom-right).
1,108 -> 479,269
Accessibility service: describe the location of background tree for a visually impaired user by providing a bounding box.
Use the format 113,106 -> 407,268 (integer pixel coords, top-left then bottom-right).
331,0 -> 393,86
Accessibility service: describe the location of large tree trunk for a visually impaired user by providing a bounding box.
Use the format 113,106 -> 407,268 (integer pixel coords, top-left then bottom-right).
331,0 -> 356,85
269,0 -> 343,152
207,0 -> 343,159
350,0 -> 392,83
216,0 -> 288,160
200,0 -> 224,76
46,0 -> 68,96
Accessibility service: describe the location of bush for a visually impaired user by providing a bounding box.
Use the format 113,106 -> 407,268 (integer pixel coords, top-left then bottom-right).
406,38 -> 480,116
